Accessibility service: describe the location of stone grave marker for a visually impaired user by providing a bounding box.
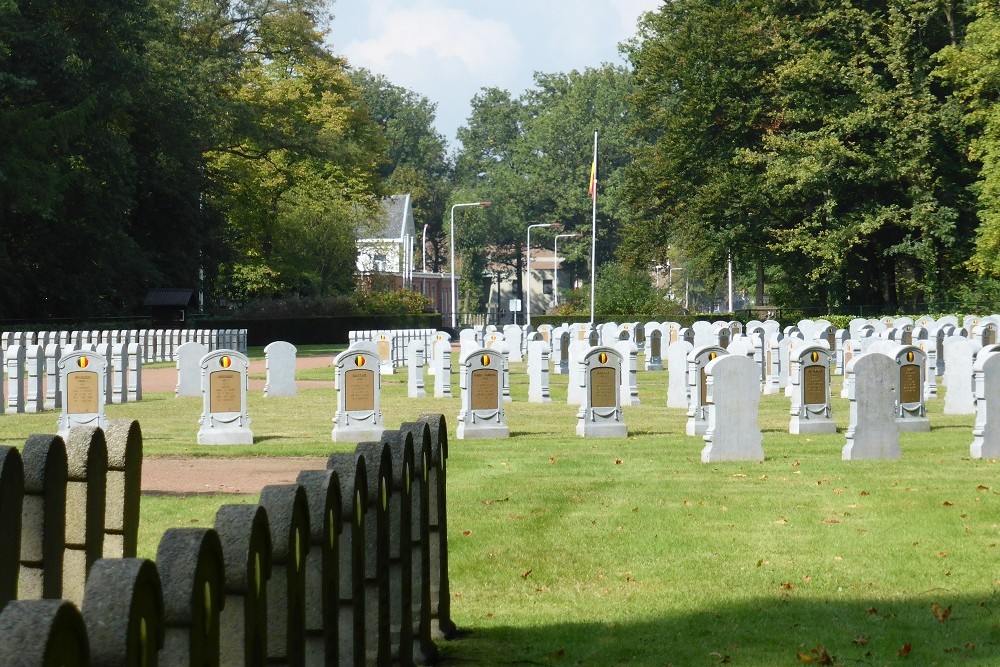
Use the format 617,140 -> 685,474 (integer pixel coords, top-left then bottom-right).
614,336 -> 640,407
701,355 -> 764,462
215,504 -> 272,665
893,346 -> 930,431
156,527 -> 226,667
95,343 -> 114,405
5,343 -> 24,414
971,350 -> 1000,458
666,340 -> 693,409
407,339 -> 428,399
576,347 -> 628,438
25,344 -> 43,413
44,342 -> 62,410
843,353 -> 901,460
686,345 -> 727,436
943,336 -> 980,414
502,324 -> 524,362
457,350 -> 509,439
376,332 -> 395,376
554,330 -> 571,375
18,434 -> 67,601
197,350 -> 253,445
788,346 -> 836,434
103,419 -> 142,559
176,341 -> 208,398
264,341 -> 298,398
110,343 -> 127,404
127,342 -> 142,402
527,333 -> 552,403
56,350 -> 109,440
645,327 -> 664,371
433,337 -> 453,398
332,344 -> 385,443
762,335 -> 783,395
354,443 -> 392,665
0,599 -> 90,665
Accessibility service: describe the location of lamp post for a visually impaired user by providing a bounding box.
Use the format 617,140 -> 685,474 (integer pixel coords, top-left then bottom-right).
526,223 -> 554,326
450,201 -> 491,329
422,223 -> 428,273
553,233 -> 580,307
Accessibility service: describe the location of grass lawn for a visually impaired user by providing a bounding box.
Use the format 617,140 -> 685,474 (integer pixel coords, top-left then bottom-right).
1,356 -> 998,665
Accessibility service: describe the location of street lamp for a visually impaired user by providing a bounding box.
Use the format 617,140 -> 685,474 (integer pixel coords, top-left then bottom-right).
526,223 -> 555,326
553,233 -> 580,306
450,200 -> 491,329
422,223 -> 429,273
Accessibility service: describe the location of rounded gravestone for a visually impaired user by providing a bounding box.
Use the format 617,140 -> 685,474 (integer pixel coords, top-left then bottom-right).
81,558 -> 165,666
0,599 -> 90,666
19,434 -> 68,600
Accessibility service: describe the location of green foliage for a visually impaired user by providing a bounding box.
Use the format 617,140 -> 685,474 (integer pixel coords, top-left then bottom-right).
351,287 -> 430,316
554,261 -> 686,320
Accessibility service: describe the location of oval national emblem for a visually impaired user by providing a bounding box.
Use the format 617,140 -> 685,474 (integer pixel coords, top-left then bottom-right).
77,356 -> 89,368
599,352 -> 608,364
220,356 -> 231,368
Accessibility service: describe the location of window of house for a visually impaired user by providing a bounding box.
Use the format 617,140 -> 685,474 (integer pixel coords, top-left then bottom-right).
542,279 -> 553,296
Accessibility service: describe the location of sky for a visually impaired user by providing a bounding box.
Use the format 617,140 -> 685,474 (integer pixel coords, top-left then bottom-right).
327,0 -> 662,149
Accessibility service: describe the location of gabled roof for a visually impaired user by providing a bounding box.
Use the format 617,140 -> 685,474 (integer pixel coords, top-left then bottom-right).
143,288 -> 195,308
358,194 -> 414,241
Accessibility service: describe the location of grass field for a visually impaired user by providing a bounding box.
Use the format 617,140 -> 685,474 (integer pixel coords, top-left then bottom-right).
1,351 -> 998,665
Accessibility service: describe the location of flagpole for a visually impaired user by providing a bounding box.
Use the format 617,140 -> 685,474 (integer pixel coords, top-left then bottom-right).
590,130 -> 598,326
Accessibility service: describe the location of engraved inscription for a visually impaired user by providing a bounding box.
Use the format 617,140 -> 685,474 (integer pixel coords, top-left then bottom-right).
803,365 -> 826,405
900,365 -> 921,404
66,371 -> 99,414
590,367 -> 617,408
344,369 -> 375,412
210,370 -> 242,413
377,341 -> 390,361
470,369 -> 498,410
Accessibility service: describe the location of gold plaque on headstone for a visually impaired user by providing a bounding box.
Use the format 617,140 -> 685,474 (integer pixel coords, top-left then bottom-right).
66,371 -> 99,414
590,367 -> 617,408
700,368 -> 707,406
669,329 -> 678,343
377,340 -> 390,360
210,370 -> 241,413
470,369 -> 498,410
900,365 -> 921,404
344,369 -> 375,411
803,365 -> 826,405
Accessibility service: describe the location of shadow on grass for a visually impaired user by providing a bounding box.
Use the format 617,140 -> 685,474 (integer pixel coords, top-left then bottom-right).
441,594 -> 1000,665
252,435 -> 295,443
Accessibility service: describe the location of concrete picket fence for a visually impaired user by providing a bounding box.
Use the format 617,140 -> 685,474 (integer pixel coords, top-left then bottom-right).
0,414 -> 452,666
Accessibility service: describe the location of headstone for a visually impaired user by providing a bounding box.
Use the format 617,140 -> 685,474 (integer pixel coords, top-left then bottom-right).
258,484 -> 310,666
566,338 -> 590,406
0,447 -> 24,610
263,341 -> 298,398
843,354 -> 901,460
527,333 -> 552,403
840,340 -> 863,399
376,332 -> 395,376
25,344 -> 44,413
156,528 -> 227,667
95,342 -> 114,405
407,340 -> 428,399
576,347 -> 628,438
686,346 -> 727,437
416,413 -> 455,639
58,350 -> 108,440
5,343 -> 24,414
762,335 -> 783,395
176,341 -> 208,398
110,343 -> 128,404
614,338 -> 640,407
502,325 -> 524,362
645,328 -> 664,371
295,469 -> 341,666
0,599 -> 90,665
215,504 -> 272,665
893,346 -> 930,431
666,341 -> 693,409
554,331 -> 571,375
81,558 -> 165,665
332,345 -> 385,443
788,346 -> 837,434
943,336 -> 980,415
457,349 -> 509,439
44,343 -> 62,410
433,338 -> 453,398
62,427 -> 108,606
971,350 -> 1000,458
127,343 -> 143,402
191,350 -> 251,445
18,434 -> 67,601
701,355 -> 764,462
380,431 -> 416,665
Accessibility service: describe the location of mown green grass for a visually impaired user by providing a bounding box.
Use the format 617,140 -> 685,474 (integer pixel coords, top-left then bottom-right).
1,358 -> 998,665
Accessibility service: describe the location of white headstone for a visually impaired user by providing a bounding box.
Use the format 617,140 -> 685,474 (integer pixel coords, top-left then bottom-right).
263,341 -> 297,398
971,350 -> 1000,458
614,339 -> 640,407
527,334 -> 551,403
576,347 -> 628,438
701,355 -> 764,462
407,340 -> 427,399
44,342 -> 62,410
893,346 -> 930,431
197,350 -> 254,445
25,344 -> 44,413
5,343 -> 24,414
127,343 -> 142,402
686,346 -> 727,436
788,346 -> 836,434
433,340 -> 452,398
457,349 -> 509,439
666,341 -> 693,409
943,336 -> 980,414
332,345 -> 384,442
56,350 -> 109,438
842,353 -> 901,461
176,342 -> 209,398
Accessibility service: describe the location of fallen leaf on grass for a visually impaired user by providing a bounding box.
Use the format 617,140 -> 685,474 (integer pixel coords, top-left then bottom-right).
931,602 -> 952,622
796,644 -> 833,664
860,490 -> 869,496
615,458 -> 622,465
462,530 -> 472,537
898,643 -> 912,657
683,500 -> 693,507
781,582 -> 794,590
938,551 -> 948,559
852,635 -> 869,646
866,607 -> 878,615
822,518 -> 840,524
943,501 -> 954,506
549,456 -> 558,464
833,488 -> 844,495
802,575 -> 812,584
548,647 -> 565,661
977,485 -> 990,491
521,569 -> 532,579
709,652 -> 731,664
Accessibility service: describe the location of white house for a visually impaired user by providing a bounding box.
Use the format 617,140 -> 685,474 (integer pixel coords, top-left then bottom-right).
356,194 -> 416,281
